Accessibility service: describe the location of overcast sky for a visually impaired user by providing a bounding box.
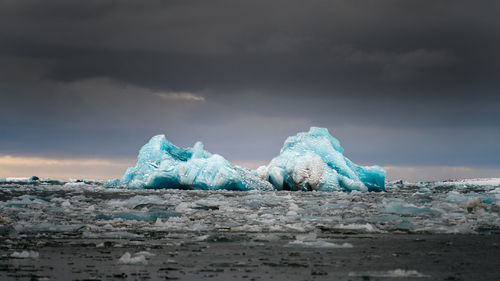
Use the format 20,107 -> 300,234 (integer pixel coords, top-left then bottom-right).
1,0 -> 499,180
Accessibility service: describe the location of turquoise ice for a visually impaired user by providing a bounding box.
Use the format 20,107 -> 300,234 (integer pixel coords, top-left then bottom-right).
120,135 -> 274,190
257,127 -> 385,191
120,127 -> 385,191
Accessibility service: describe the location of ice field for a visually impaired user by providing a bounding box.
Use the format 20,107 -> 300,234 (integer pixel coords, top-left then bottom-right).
1,178 -> 500,280
0,128 -> 499,280
1,178 -> 499,238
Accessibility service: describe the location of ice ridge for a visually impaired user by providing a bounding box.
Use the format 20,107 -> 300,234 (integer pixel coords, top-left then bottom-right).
117,127 -> 385,191
119,135 -> 274,190
257,127 -> 385,192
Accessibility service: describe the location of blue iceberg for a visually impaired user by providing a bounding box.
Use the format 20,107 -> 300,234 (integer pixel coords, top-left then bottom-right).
120,135 -> 274,190
119,127 -> 385,191
256,127 -> 385,192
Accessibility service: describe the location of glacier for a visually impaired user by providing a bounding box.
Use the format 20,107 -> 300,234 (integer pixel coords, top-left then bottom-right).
257,127 -> 385,192
119,135 -> 274,190
118,127 -> 385,191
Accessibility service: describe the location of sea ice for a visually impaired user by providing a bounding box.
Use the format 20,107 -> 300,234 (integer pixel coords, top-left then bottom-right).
257,127 -> 385,191
286,240 -> 353,248
348,269 -> 430,278
11,250 -> 39,259
120,135 -> 274,190
118,251 -> 154,265
1,179 -> 500,235
381,199 -> 437,215
287,232 -> 353,248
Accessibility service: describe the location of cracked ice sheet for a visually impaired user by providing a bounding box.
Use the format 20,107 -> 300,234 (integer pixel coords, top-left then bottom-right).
0,180 -> 499,240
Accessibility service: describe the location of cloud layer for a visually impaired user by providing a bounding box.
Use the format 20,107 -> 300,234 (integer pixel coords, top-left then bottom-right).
0,0 -> 499,179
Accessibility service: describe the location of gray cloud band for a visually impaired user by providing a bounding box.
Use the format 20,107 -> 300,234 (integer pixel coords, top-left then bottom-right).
0,0 -> 499,173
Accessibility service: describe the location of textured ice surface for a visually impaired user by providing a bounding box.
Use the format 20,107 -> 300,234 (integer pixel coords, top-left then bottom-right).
348,269 -> 430,278
287,233 -> 353,248
119,135 -> 274,190
1,179 -> 499,239
11,250 -> 39,259
118,127 -> 384,191
258,127 -> 385,192
286,240 -> 353,248
118,251 -> 155,265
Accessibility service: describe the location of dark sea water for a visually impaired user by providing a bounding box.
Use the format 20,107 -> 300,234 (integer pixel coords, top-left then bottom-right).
0,179 -> 499,280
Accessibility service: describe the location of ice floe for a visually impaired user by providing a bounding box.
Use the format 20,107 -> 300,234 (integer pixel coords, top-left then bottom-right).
286,232 -> 353,248
11,250 -> 39,259
118,251 -> 155,265
0,178 -> 499,236
348,269 -> 430,278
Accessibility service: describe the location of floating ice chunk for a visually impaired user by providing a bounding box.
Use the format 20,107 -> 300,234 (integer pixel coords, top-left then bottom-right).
381,200 -> 437,215
97,210 -> 179,222
5,177 -> 32,182
259,127 -> 385,192
0,176 -> 40,183
461,197 -> 483,213
348,269 -> 430,278
15,223 -> 85,233
295,232 -> 317,241
332,223 -> 379,233
445,191 -> 468,203
444,178 -> 500,187
63,182 -> 91,189
464,197 -> 482,208
134,251 -> 156,257
83,231 -> 142,239
287,232 -> 353,248
175,202 -> 192,213
120,135 -> 274,190
4,195 -> 48,208
118,252 -> 149,265
11,250 -> 39,259
286,201 -> 300,216
287,240 -> 353,248
107,195 -> 165,209
416,187 -> 432,194
194,234 -> 210,241
154,218 -> 168,227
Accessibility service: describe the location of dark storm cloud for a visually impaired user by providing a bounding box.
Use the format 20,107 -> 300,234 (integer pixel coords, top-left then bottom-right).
1,0 -> 499,172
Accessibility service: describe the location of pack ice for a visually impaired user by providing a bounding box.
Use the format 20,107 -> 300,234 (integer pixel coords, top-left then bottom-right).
119,127 -> 385,191
119,135 -> 274,190
257,127 -> 385,192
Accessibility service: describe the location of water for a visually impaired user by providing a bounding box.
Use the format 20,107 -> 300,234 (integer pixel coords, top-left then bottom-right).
1,179 -> 499,238
1,179 -> 500,280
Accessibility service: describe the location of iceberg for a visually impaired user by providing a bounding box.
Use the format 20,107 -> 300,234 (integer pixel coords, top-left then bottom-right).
119,127 -> 385,191
120,135 -> 274,190
257,127 -> 385,192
